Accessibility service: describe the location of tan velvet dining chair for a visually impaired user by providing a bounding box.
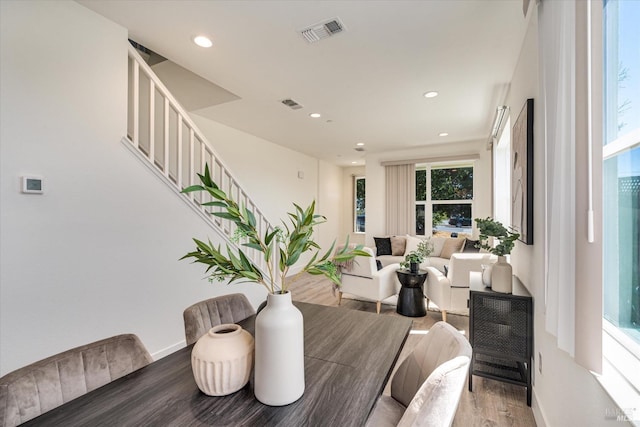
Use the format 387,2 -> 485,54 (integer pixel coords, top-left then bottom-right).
183,293 -> 256,345
366,321 -> 472,427
0,333 -> 152,427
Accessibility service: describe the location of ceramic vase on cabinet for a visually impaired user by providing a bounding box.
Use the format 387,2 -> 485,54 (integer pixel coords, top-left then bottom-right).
254,291 -> 304,406
491,256 -> 513,293
191,323 -> 254,396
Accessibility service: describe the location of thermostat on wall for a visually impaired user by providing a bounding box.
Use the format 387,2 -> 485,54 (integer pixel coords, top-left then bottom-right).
21,176 -> 44,194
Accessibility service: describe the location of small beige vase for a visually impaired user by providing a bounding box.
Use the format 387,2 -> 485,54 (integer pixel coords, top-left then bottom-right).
191,323 -> 254,396
491,256 -> 513,293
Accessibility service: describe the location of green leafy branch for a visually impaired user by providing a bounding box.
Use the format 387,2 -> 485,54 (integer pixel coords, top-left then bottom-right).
474,217 -> 520,256
400,239 -> 434,269
180,164 -> 369,294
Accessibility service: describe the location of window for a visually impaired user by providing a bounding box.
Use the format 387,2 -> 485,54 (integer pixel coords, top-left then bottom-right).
494,117 -> 512,227
602,0 -> 640,375
415,165 -> 474,236
354,176 -> 365,233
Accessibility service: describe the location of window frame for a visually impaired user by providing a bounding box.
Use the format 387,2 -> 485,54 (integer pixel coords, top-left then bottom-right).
415,162 -> 475,236
600,0 -> 640,402
353,176 -> 365,234
493,116 -> 512,227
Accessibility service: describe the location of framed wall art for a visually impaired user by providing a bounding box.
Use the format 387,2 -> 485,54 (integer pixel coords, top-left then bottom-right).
511,98 -> 534,245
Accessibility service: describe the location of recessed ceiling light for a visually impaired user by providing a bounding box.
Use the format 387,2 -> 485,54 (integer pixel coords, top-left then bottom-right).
193,35 -> 213,48
356,142 -> 365,146
423,91 -> 439,98
439,132 -> 449,137
309,113 -> 321,118
351,161 -> 358,164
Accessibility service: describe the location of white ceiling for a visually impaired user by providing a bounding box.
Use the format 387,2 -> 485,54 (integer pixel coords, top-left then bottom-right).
77,0 -> 529,166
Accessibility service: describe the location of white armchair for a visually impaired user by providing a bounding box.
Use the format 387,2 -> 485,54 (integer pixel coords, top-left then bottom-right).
424,253 -> 496,322
339,247 -> 401,314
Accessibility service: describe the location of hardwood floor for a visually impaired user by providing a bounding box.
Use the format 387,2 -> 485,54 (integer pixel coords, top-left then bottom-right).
288,274 -> 537,427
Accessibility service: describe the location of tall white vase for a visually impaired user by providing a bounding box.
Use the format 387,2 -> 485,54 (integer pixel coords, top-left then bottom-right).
254,291 -> 305,406
491,256 -> 513,293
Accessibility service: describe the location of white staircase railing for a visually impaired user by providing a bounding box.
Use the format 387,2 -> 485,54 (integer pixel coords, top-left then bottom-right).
125,44 -> 274,277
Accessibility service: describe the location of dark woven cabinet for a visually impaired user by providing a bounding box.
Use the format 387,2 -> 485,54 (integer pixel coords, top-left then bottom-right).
468,276 -> 533,406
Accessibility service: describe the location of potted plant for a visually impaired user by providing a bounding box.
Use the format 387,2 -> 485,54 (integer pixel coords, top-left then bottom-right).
474,217 -> 520,293
400,239 -> 434,273
181,165 -> 369,293
180,164 -> 369,406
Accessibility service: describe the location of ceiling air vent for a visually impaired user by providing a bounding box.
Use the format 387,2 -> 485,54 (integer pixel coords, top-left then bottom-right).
299,17 -> 345,43
281,98 -> 303,110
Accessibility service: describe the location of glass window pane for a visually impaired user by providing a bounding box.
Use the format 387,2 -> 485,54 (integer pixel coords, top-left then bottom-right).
603,146 -> 640,341
416,205 -> 425,235
432,204 -> 472,237
431,167 -> 473,200
604,0 -> 640,144
416,169 -> 426,201
354,177 -> 365,233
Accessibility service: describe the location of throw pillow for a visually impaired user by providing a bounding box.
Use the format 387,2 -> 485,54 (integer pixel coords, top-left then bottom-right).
390,236 -> 407,256
462,238 -> 481,253
404,235 -> 423,255
439,238 -> 465,259
374,237 -> 392,256
376,260 -> 383,271
429,237 -> 446,257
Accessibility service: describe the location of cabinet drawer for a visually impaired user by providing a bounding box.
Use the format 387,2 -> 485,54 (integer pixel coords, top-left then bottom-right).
470,293 -> 532,358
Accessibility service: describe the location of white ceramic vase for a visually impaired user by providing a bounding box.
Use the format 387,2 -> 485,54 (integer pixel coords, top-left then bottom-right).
191,323 -> 254,396
254,291 -> 305,406
491,256 -> 513,293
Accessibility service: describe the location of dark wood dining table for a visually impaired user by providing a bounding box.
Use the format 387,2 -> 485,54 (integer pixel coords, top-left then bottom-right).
24,302 -> 412,427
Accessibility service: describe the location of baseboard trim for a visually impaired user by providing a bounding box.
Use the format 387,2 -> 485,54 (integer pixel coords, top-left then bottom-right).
151,340 -> 185,361
532,387 -> 549,427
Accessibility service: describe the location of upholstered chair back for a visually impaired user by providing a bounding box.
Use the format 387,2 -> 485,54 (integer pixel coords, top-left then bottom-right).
0,334 -> 152,427
396,354 -> 471,427
183,293 -> 255,345
391,321 -> 472,407
341,246 -> 377,278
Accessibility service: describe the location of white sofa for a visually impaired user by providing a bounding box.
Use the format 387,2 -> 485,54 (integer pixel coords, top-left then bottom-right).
375,235 -> 472,274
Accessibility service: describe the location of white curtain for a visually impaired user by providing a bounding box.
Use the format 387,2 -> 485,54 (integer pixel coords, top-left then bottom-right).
540,0 -> 576,356
385,164 -> 416,236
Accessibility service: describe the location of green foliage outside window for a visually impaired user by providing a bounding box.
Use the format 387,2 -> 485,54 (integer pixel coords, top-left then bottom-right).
431,167 -> 473,200
416,169 -> 426,201
355,177 -> 365,232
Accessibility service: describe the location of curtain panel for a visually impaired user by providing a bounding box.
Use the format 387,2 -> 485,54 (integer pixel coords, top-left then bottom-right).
385,164 -> 416,236
540,0 -> 577,357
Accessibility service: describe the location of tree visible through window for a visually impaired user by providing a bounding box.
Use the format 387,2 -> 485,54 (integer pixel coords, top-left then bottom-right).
431,167 -> 474,200
415,165 -> 474,236
354,177 -> 365,233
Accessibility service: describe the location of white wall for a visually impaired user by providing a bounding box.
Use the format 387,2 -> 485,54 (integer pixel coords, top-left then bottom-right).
317,160 -> 346,252
506,6 -> 619,426
0,0 -> 267,375
188,114 -> 320,226
364,140 -> 492,246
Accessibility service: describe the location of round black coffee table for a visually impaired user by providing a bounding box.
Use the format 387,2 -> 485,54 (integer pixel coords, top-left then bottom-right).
396,269 -> 428,317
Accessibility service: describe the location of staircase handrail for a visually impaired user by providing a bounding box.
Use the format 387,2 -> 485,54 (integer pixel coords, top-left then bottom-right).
125,44 -> 275,280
